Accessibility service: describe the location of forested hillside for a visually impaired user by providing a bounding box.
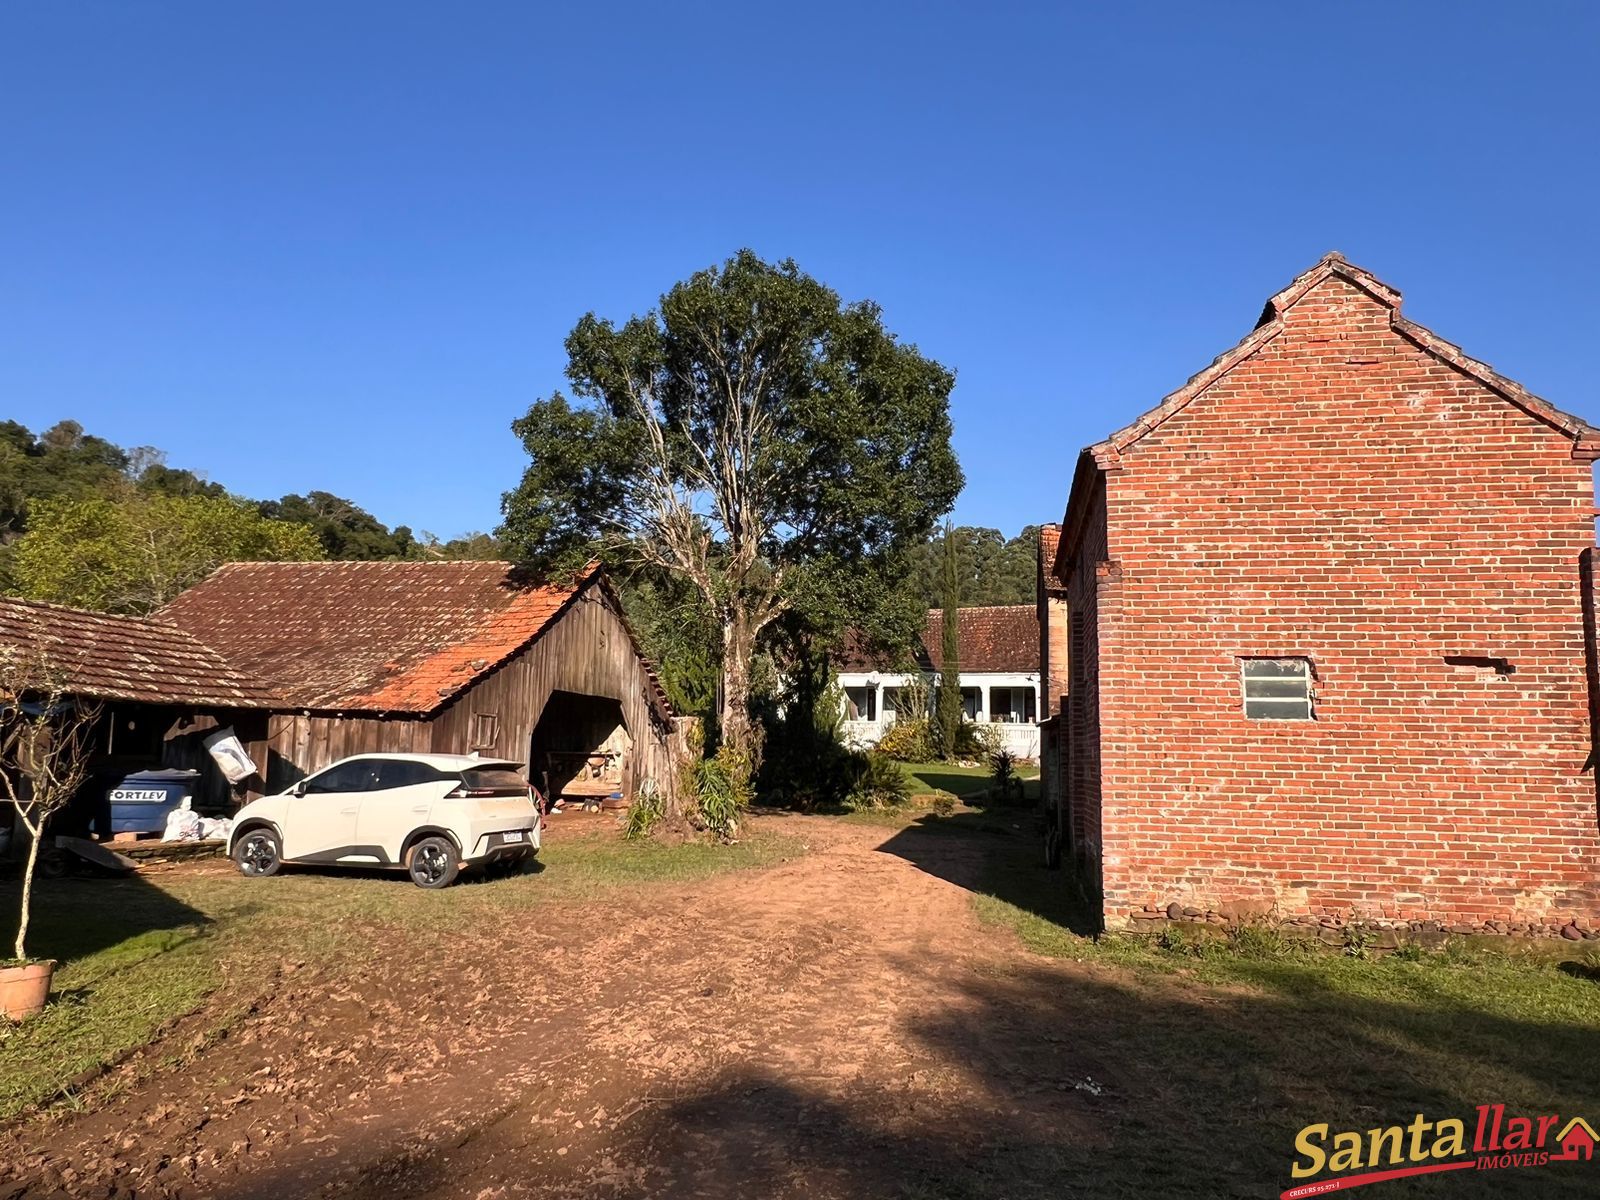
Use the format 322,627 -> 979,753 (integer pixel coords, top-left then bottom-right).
0,419 -> 495,613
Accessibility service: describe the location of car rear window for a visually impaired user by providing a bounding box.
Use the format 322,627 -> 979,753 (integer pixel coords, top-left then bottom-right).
460,767 -> 528,794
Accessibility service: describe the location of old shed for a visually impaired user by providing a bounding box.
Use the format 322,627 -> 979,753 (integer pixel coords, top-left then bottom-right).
159,561 -> 690,805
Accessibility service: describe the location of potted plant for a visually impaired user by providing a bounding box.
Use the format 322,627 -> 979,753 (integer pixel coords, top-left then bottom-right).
1,647 -> 97,1020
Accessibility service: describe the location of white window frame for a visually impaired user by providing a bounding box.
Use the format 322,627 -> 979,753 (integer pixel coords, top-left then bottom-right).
1239,657 -> 1314,721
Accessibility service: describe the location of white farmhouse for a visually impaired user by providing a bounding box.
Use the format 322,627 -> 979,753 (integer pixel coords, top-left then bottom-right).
836,604 -> 1042,759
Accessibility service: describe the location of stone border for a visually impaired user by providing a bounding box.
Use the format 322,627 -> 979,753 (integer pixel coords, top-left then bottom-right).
1126,903 -> 1600,944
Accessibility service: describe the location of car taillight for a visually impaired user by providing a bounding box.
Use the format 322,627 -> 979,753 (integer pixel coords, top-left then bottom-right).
445,785 -> 498,798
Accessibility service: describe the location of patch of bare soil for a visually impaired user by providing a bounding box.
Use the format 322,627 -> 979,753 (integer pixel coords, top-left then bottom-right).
0,816 -> 1116,1200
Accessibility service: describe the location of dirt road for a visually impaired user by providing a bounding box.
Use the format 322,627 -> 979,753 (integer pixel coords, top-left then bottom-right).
2,815 -> 1129,1200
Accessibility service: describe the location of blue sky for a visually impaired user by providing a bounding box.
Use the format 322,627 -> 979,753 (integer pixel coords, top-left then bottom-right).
4,2 -> 1596,540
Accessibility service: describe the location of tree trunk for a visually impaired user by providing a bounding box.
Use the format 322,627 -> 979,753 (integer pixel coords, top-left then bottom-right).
719,616 -> 758,758
14,821 -> 40,962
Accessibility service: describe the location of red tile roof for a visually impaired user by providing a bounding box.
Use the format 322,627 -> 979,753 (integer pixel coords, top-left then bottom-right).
0,596 -> 281,708
159,561 -> 603,714
841,605 -> 1039,674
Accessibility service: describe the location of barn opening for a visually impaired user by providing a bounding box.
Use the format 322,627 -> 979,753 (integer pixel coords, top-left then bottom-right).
528,690 -> 633,806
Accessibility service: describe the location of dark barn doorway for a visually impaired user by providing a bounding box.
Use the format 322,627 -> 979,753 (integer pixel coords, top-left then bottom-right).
529,691 -> 634,806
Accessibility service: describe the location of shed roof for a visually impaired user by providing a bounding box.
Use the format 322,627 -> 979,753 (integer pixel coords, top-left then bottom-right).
159,560 -> 629,714
842,605 -> 1039,674
0,596 -> 282,708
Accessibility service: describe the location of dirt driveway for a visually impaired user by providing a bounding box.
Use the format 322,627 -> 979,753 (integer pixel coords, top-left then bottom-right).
0,814 -> 1137,1200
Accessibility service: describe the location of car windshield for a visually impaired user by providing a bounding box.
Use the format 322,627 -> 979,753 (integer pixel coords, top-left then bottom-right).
460,766 -> 528,794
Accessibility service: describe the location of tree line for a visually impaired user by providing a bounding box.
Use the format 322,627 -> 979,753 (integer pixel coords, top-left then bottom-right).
0,419 -> 495,614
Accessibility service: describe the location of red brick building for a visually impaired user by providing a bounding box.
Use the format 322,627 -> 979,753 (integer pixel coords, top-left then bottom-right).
1044,253 -> 1600,930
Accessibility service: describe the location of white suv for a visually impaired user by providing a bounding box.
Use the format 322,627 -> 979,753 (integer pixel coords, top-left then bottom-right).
228,753 -> 542,888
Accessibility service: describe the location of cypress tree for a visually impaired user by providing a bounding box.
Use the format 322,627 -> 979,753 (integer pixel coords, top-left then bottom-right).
936,520 -> 962,758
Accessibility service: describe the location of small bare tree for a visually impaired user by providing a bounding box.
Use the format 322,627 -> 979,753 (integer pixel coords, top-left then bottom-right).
0,648 -> 100,963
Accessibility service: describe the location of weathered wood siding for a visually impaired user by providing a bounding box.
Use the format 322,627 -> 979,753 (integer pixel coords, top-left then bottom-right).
203,581 -> 688,804
428,582 -> 685,800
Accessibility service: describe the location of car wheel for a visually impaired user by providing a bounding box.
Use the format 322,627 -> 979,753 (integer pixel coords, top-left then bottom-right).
407,836 -> 460,889
234,828 -> 283,878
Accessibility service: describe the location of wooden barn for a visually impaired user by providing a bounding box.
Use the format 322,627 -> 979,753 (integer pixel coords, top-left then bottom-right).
159,561 -> 692,807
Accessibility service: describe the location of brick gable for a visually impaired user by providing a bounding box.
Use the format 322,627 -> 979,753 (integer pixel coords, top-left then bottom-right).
1055,255 -> 1600,931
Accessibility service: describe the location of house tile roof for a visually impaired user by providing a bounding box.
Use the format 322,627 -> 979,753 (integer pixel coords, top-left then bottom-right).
0,596 -> 282,708
159,561 -> 602,714
842,605 -> 1039,674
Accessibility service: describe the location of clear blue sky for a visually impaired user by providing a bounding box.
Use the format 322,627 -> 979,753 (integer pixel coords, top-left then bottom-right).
4,2 -> 1596,540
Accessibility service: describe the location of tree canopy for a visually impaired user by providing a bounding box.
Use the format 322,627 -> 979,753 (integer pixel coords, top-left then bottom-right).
0,419 -> 500,610
908,524 -> 1040,608
501,250 -> 963,751
9,492 -> 326,613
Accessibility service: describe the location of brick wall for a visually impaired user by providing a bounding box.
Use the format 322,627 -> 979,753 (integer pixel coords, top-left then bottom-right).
1077,272 -> 1600,929
1062,481 -> 1108,892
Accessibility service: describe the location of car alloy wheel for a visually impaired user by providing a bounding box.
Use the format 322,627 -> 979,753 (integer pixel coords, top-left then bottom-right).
407,836 -> 460,889
236,831 -> 281,877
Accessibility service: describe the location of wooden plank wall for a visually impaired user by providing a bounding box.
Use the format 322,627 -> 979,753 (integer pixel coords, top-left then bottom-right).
183,581 -> 690,806
257,713 -> 431,793
428,582 -> 687,802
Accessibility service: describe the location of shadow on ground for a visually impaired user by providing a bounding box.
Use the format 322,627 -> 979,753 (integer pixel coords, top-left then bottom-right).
0,873 -> 212,964
874,809 -> 1100,936
317,952 -> 1600,1200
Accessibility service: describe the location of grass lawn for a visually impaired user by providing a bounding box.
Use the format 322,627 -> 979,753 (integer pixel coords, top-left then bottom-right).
895,759 -> 1039,802
0,825 -> 799,1122
946,808 -> 1600,1196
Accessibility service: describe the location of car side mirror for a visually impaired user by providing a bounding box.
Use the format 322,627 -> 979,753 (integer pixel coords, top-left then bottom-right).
291,781 -> 308,798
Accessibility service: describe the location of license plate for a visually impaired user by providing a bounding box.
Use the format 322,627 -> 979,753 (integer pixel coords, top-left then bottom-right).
501,831 -> 524,843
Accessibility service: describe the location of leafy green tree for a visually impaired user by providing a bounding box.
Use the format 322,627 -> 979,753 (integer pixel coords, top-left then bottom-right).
259,491 -> 415,560
910,524 -> 1040,608
412,530 -> 504,561
10,493 -> 324,613
501,250 -> 962,755
618,571 -> 719,722
0,421 -> 130,543
936,521 -> 963,756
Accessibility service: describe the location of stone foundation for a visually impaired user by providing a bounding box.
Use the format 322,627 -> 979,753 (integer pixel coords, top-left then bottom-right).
1121,902 -> 1600,944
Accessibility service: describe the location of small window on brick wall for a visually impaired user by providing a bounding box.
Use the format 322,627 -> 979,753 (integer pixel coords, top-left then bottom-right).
469,712 -> 500,750
1239,657 -> 1314,720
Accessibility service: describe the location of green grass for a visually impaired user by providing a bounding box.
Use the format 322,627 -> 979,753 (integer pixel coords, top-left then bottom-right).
893,759 -> 1039,802
954,811 -> 1600,1196
0,826 -> 800,1121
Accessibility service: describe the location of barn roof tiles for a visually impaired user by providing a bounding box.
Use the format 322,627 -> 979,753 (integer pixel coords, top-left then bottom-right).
0,596 -> 282,708
159,560 -> 603,714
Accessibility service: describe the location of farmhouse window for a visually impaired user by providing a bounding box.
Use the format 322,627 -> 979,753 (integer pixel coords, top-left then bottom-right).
470,712 -> 500,749
844,687 -> 877,721
1239,657 -> 1314,720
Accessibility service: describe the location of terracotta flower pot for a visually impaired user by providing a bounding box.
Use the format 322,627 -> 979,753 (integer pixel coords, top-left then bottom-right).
0,959 -> 55,1020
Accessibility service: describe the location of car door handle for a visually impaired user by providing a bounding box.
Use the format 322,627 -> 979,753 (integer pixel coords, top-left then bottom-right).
340,806 -> 358,816
411,805 -> 429,813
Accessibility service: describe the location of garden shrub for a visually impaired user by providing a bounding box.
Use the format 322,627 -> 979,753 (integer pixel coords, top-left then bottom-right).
693,745 -> 752,840
845,752 -> 913,811
950,719 -> 1002,760
624,778 -> 666,839
874,718 -> 937,762
988,749 -> 1025,802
